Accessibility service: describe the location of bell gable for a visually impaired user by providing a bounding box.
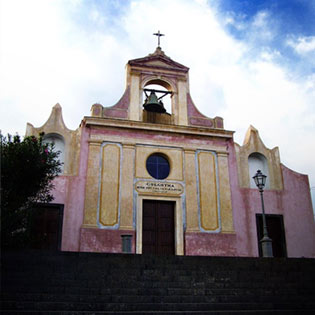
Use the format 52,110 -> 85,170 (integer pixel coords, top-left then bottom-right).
128,47 -> 189,73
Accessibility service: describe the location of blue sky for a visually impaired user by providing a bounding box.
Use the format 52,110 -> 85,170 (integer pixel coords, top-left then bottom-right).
0,0 -> 314,209
215,0 -> 315,76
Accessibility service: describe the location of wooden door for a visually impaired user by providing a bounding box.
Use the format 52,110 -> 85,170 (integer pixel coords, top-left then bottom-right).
30,203 -> 63,250
256,214 -> 287,257
142,200 -> 175,255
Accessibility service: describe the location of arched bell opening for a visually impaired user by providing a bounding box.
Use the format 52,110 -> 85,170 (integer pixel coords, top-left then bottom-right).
143,79 -> 175,112
141,79 -> 175,124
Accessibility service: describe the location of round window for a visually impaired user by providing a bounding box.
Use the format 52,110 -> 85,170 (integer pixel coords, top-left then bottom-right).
146,153 -> 170,180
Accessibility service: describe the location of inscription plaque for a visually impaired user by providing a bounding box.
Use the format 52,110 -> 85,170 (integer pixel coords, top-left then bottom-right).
135,181 -> 183,195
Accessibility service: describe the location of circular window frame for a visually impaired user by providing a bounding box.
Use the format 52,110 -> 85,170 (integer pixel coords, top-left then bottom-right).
146,153 -> 170,180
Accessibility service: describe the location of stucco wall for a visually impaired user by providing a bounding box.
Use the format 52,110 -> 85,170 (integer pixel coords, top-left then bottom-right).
77,121 -> 236,254
229,137 -> 315,258
52,124 -> 90,251
281,165 -> 315,257
53,124 -> 315,258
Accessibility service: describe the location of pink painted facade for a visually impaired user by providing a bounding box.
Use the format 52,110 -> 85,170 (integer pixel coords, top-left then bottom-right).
50,124 -> 314,258
50,124 -> 90,251
228,140 -> 314,258
28,48 -> 315,258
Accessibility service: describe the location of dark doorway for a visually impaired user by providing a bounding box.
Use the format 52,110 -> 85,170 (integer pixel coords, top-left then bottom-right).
29,203 -> 64,251
142,200 -> 175,255
256,214 -> 287,257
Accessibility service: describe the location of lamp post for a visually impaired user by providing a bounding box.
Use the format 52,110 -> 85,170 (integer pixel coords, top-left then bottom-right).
253,170 -> 273,258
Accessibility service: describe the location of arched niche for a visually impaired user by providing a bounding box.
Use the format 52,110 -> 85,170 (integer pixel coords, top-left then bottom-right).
248,152 -> 270,189
43,133 -> 65,173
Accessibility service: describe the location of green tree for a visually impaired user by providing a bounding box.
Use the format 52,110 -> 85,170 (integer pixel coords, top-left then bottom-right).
0,133 -> 62,248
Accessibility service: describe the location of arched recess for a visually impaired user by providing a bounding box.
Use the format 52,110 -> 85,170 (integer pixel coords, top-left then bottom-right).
248,152 -> 270,189
141,77 -> 176,115
43,133 -> 65,173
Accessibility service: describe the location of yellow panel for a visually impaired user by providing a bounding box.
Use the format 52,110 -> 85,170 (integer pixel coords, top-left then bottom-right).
83,143 -> 101,226
198,152 -> 219,231
135,146 -> 183,181
99,144 -> 120,226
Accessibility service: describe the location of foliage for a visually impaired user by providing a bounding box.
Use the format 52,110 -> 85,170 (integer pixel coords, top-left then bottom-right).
0,132 -> 62,248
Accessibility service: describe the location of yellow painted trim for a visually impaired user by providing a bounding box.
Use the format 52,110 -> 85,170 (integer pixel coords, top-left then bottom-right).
99,144 -> 120,226
198,152 -> 219,231
81,224 -> 98,228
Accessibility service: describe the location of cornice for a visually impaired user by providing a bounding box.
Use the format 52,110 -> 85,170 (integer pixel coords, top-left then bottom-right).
83,116 -> 234,139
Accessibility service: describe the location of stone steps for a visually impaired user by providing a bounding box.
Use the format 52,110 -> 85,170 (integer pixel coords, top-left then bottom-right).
1,250 -> 315,314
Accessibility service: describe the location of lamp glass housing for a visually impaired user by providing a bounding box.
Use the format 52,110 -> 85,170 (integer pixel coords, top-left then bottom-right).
253,170 -> 267,190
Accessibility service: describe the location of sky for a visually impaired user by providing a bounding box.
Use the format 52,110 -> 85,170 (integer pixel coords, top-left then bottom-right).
0,0 -> 314,210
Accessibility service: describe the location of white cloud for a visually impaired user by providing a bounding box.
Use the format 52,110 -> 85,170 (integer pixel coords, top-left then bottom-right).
89,8 -> 106,25
252,10 -> 269,28
221,10 -> 247,31
217,59 -> 315,178
0,0 -> 127,133
287,36 -> 315,55
259,49 -> 281,61
249,10 -> 274,41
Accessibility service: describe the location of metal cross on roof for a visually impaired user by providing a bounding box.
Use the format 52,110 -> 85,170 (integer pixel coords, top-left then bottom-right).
153,30 -> 165,47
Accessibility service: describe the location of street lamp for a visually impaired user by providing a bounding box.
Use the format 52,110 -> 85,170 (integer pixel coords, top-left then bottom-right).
253,170 -> 273,257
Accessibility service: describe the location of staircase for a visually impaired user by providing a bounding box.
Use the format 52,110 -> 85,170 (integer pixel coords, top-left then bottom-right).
1,250 -> 315,314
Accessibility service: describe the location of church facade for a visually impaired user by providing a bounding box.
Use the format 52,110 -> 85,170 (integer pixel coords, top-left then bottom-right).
26,47 -> 315,257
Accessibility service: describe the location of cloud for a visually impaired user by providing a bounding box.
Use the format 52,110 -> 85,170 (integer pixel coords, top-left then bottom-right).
217,58 -> 315,176
252,10 -> 269,28
0,0 -> 128,134
287,36 -> 315,55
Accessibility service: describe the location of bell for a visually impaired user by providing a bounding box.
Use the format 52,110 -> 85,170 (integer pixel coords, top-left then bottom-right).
143,91 -> 166,113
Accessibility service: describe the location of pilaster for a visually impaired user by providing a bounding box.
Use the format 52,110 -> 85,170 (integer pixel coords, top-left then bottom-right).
184,149 -> 199,232
119,144 -> 136,230
217,152 -> 234,233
